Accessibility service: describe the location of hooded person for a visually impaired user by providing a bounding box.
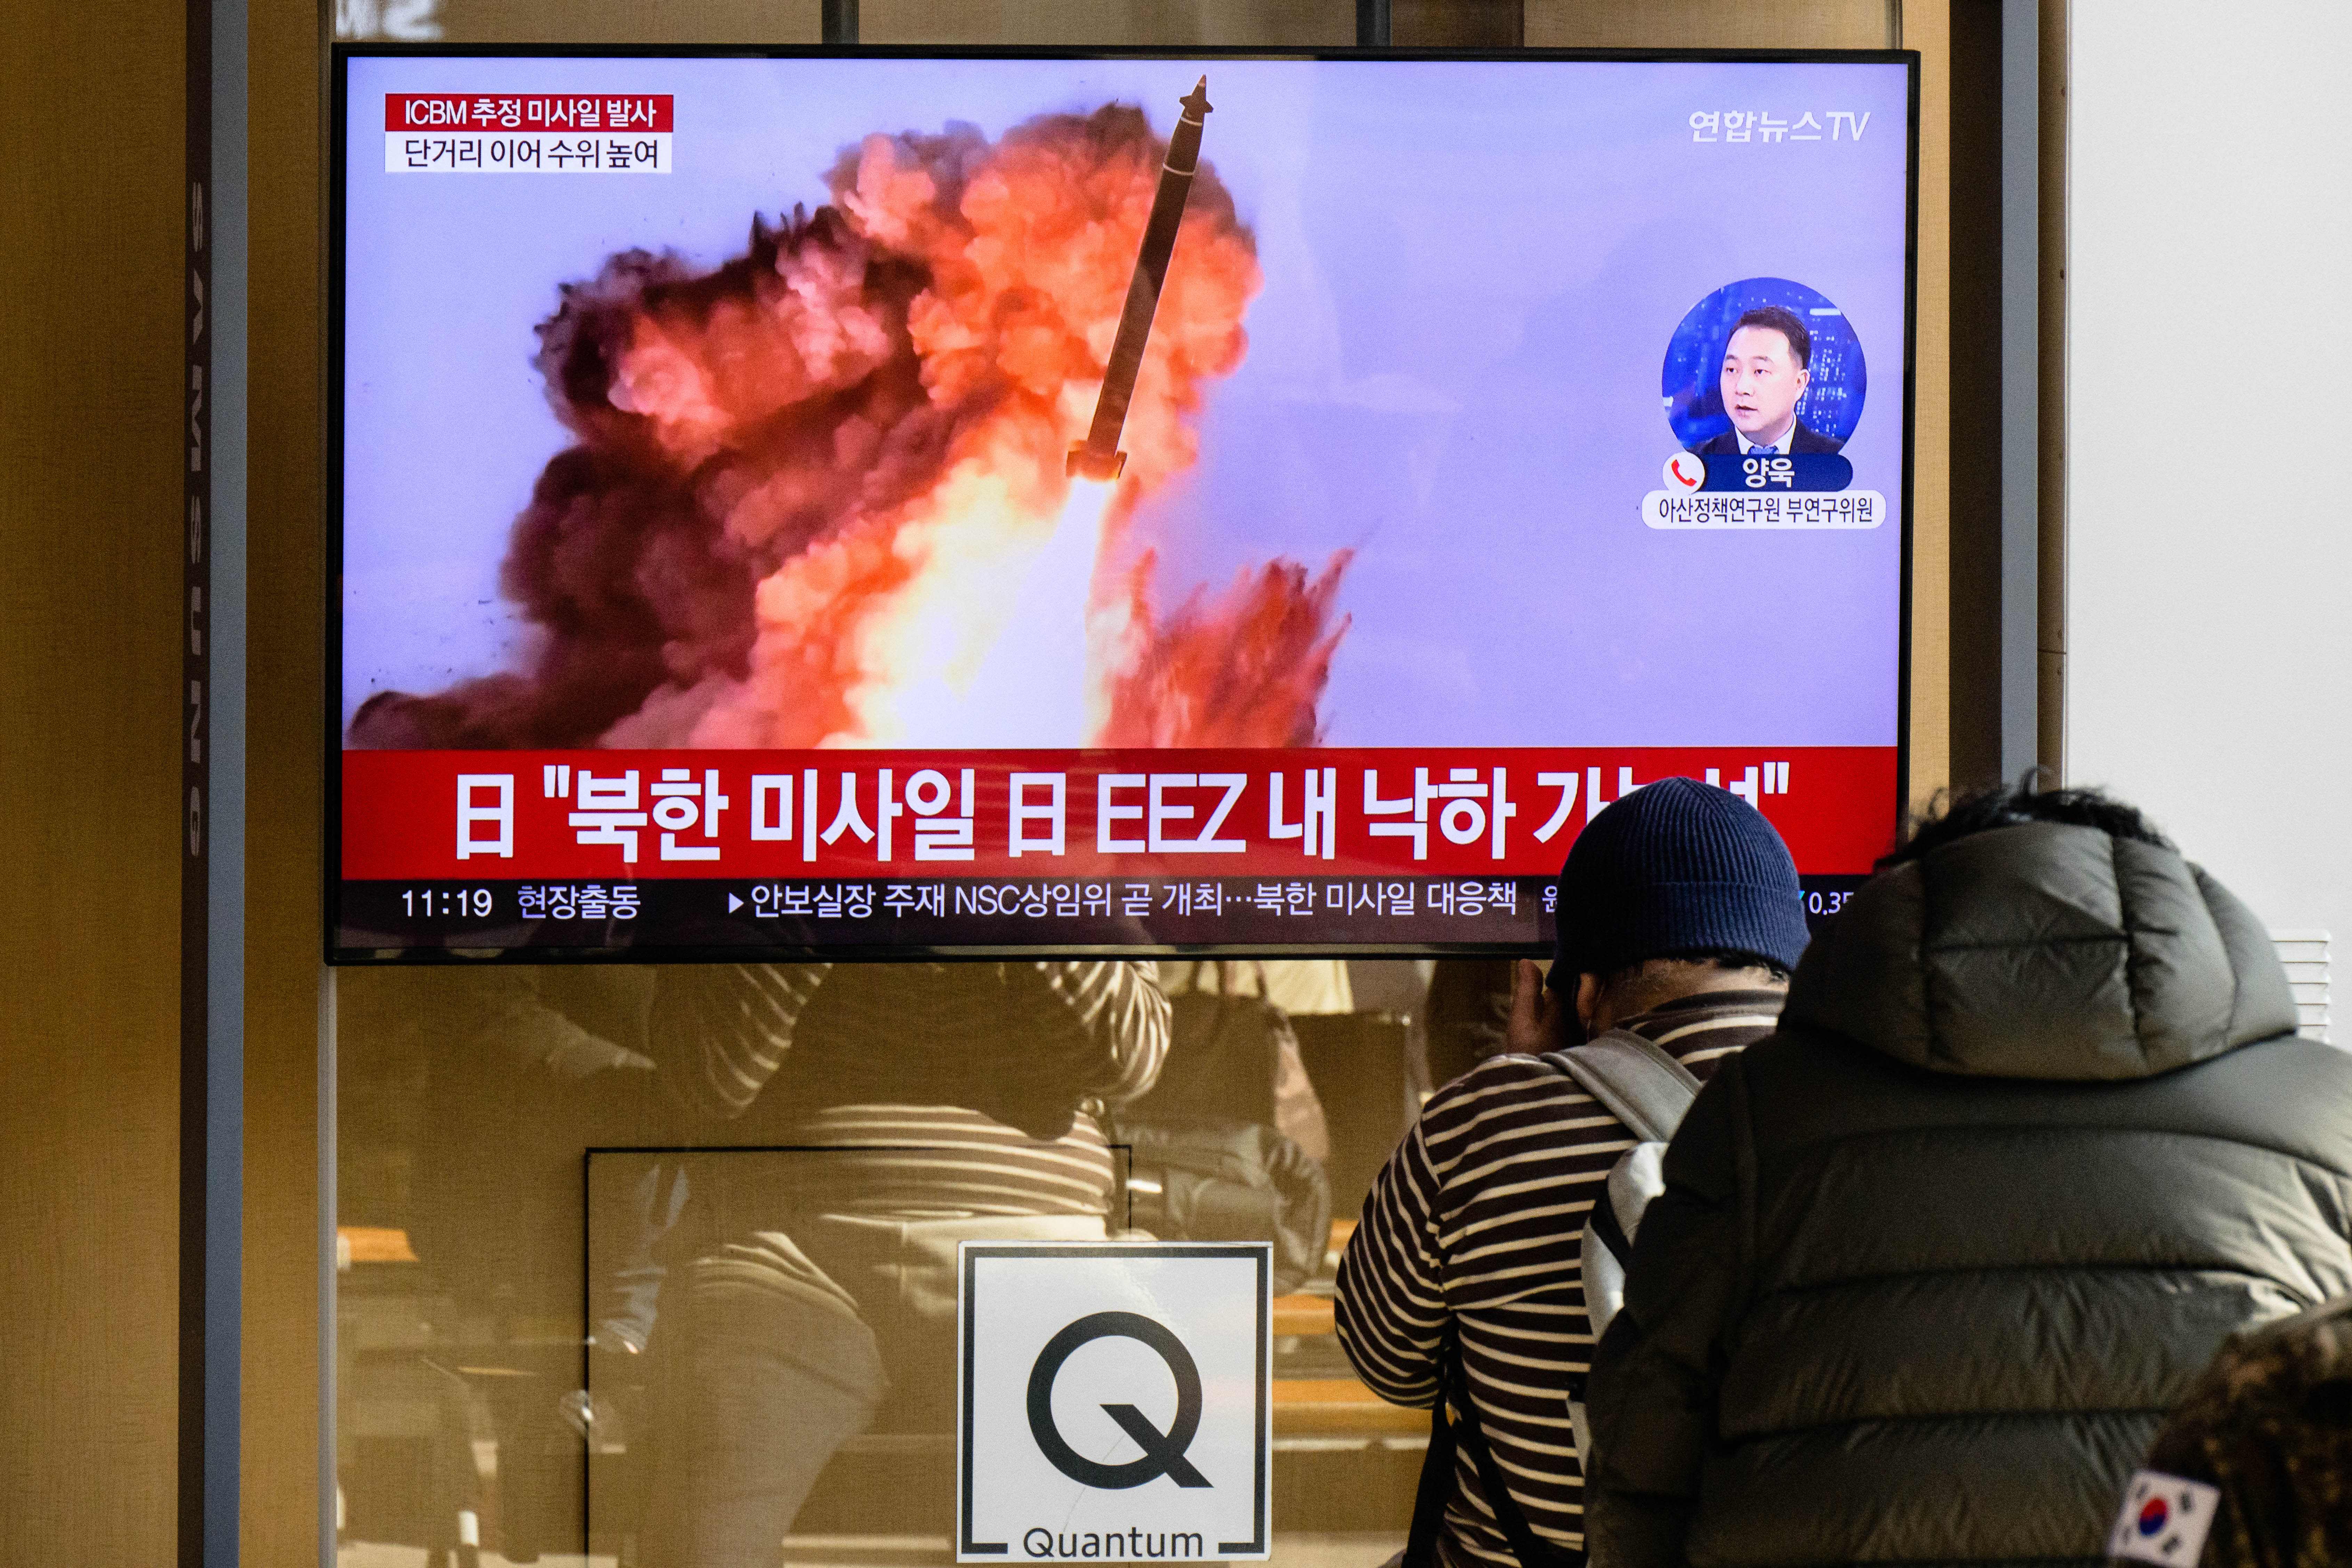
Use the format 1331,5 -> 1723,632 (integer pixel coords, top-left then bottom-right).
1583,784 -> 2352,1568
1336,777 -> 1811,1568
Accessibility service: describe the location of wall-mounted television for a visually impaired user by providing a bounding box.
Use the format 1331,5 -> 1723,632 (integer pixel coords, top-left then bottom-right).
331,45 -> 1917,960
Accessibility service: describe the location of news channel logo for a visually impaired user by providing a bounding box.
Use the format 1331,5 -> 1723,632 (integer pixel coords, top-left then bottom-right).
1662,278 -> 1868,451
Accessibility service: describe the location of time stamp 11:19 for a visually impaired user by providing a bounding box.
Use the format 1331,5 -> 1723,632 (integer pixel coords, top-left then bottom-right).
399,887 -> 498,919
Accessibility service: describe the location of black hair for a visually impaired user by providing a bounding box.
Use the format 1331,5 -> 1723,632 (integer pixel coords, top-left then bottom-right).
1730,304 -> 1812,369
1879,777 -> 2173,870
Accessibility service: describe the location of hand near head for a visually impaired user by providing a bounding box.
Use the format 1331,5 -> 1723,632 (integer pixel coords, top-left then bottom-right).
1506,959 -> 1570,1055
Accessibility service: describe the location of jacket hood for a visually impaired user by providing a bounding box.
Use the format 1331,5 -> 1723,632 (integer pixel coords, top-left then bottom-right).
1783,821 -> 2299,1080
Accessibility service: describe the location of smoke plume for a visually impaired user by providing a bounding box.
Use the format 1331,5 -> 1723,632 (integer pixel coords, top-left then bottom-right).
348,102 -> 1350,751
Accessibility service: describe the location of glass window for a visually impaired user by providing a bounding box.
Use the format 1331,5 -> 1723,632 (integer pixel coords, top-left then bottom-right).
336,959 -> 1440,1567
329,8 -> 1894,1567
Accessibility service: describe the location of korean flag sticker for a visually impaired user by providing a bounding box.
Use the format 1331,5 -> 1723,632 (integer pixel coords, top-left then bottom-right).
2108,1469 -> 2221,1563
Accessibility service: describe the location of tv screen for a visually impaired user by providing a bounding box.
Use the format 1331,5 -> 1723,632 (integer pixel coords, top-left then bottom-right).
331,46 -> 1916,961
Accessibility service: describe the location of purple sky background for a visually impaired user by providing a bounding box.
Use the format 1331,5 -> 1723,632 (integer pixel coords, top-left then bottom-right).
341,55 -> 1912,747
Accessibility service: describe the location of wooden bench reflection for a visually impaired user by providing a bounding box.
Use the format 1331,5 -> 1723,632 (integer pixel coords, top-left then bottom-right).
340,1224 -> 1429,1441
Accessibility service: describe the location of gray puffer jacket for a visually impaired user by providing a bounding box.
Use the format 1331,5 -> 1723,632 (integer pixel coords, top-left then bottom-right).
1584,821 -> 2352,1567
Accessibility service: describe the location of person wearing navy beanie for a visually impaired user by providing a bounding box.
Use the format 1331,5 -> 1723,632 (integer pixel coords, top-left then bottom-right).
1500,775 -> 1810,1053
1338,775 -> 1807,1568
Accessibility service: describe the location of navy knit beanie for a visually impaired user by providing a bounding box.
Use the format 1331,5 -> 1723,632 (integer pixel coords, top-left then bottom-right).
1551,776 -> 1809,979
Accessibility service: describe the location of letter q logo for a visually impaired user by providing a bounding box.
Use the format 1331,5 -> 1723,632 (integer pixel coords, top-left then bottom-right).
1025,1312 -> 1212,1490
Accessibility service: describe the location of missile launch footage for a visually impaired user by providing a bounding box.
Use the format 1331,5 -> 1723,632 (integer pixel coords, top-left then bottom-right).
337,53 -> 1915,956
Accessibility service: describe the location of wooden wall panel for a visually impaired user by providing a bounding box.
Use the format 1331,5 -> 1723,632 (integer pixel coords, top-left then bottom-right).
1395,0 -> 1523,46
0,0 -> 185,1560
1943,0 -> 2001,790
1525,0 -> 1895,49
856,0 -> 1351,46
1908,1 -> 1952,810
243,0 -> 324,1562
2036,0 -> 2066,778
432,0 -> 821,43
430,0 -> 1513,49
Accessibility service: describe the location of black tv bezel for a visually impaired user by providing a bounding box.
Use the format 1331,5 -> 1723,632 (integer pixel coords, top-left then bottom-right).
325,42 -> 1920,965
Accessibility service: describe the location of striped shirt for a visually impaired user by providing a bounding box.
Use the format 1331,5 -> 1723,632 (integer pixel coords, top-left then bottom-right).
647,962 -> 1169,1218
747,1102 -> 1123,1218
1334,990 -> 1785,1567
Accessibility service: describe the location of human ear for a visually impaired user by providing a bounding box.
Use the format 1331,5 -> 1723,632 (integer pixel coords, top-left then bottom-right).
1576,972 -> 1603,1039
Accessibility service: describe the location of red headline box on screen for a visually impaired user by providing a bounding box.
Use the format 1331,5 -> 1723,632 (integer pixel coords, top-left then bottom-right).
382,93 -> 674,132
340,747 -> 1899,882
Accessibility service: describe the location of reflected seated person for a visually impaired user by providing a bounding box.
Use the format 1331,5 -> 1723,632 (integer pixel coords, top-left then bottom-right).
630,960 -> 1170,1568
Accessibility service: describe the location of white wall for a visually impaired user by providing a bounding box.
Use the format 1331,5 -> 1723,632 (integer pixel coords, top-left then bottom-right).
2066,0 -> 2352,994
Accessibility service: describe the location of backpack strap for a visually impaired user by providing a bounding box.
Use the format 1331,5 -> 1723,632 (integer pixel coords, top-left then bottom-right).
1400,1379 -> 1457,1568
1402,1336 -> 1585,1568
1402,1035 -> 1698,1568
1550,1030 -> 1702,1144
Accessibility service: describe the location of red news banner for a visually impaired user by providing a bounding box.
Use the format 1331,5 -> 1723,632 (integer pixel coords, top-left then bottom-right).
383,93 -> 674,133
342,747 -> 1899,882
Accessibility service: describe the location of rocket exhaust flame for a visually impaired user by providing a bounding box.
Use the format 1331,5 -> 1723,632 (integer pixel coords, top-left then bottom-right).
347,93 -> 1348,754
854,479 -> 1114,748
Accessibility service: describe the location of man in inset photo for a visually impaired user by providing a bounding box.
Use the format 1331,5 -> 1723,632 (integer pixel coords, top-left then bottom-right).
1686,304 -> 1844,455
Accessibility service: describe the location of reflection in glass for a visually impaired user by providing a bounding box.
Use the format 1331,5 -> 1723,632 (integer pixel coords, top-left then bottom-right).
337,960 -> 1435,1567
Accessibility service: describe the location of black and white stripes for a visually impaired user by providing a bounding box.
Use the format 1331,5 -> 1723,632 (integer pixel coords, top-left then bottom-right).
1335,991 -> 1781,1566
645,961 -> 1171,1217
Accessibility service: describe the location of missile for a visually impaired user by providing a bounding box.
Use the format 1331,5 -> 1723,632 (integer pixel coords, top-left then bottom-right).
1069,77 -> 1214,482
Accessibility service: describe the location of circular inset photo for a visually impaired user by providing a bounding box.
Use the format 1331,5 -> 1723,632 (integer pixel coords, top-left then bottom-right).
1662,278 -> 1866,455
